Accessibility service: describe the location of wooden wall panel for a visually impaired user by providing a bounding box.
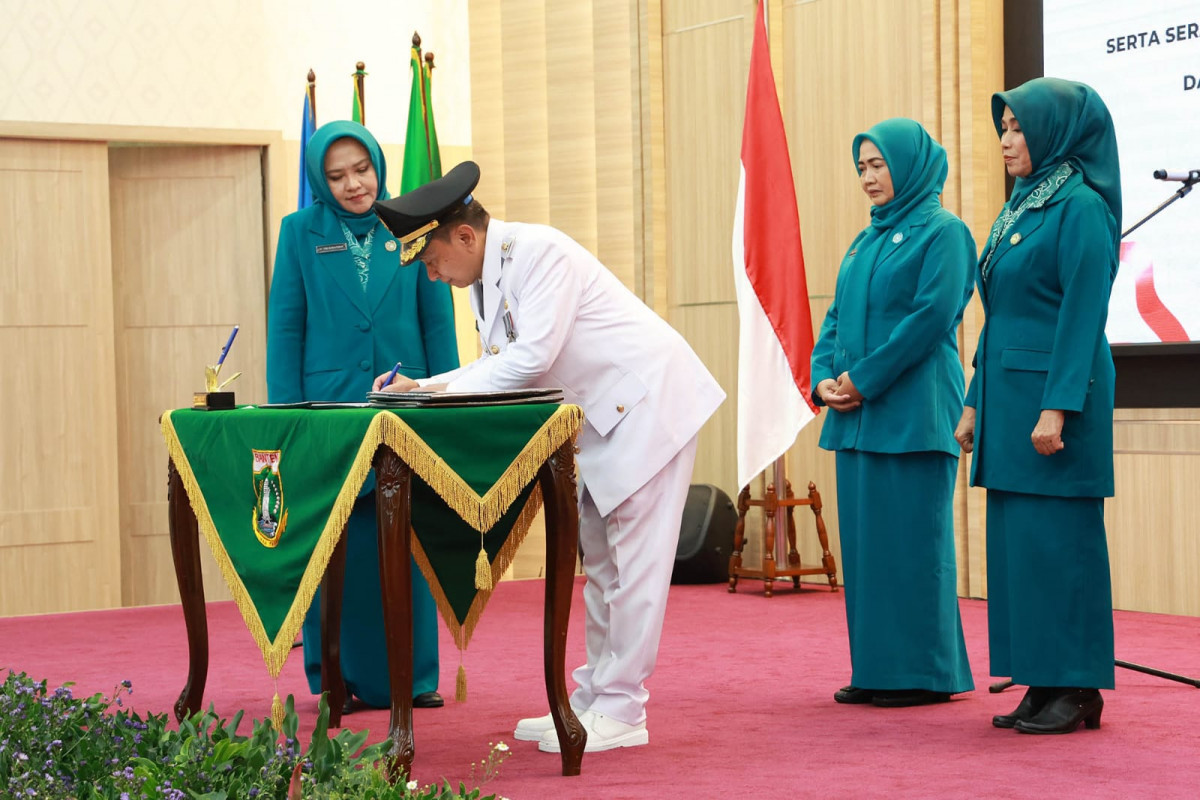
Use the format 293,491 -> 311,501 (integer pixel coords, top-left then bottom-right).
785,0 -> 925,303
546,3 -> 599,254
499,0 -> 551,223
1107,411 -> 1200,615
663,14 -> 747,308
670,303 -> 739,494
469,0 -> 644,278
109,145 -> 268,607
594,0 -> 641,291
0,139 -> 122,615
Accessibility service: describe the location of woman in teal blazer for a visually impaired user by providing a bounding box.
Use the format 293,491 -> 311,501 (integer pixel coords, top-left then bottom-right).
812,119 -> 976,708
267,120 -> 459,709
956,78 -> 1120,734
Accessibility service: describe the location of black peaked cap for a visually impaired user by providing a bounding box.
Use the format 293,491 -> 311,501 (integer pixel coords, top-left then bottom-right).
374,160 -> 481,264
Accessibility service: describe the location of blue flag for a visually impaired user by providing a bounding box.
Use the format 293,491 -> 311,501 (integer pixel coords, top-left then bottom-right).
297,90 -> 316,210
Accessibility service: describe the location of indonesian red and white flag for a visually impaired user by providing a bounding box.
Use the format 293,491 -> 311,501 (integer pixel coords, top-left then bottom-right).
732,0 -> 819,491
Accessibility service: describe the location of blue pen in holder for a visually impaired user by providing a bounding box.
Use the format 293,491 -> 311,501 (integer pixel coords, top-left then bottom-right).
194,325 -> 242,410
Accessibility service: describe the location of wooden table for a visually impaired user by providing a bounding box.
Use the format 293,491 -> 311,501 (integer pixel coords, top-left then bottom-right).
166,437 -> 586,777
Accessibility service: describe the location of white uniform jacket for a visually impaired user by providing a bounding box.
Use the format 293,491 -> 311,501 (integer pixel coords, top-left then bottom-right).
425,219 -> 725,517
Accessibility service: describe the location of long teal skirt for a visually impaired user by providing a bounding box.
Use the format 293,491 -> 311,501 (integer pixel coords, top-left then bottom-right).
303,493 -> 440,706
986,489 -> 1114,688
835,450 -> 973,693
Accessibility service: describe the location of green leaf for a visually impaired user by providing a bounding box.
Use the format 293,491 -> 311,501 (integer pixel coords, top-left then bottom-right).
282,693 -> 300,740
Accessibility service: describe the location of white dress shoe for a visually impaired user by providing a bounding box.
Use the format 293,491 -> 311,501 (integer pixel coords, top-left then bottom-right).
514,712 -> 557,742
514,705 -> 585,742
538,709 -> 648,753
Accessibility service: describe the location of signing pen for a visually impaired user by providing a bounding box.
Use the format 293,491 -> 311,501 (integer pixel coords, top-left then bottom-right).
216,325 -> 239,367
381,361 -> 404,389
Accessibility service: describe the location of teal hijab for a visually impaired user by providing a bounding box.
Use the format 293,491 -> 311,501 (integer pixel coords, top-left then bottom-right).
305,120 -> 391,236
845,118 -> 947,280
992,77 -> 1121,227
839,119 -> 948,357
853,117 -> 948,231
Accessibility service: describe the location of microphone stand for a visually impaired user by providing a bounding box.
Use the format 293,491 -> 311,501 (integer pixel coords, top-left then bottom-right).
1122,171 -> 1199,238
990,171 -> 1200,694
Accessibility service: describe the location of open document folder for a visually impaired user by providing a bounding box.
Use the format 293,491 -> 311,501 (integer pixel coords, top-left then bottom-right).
366,387 -> 564,408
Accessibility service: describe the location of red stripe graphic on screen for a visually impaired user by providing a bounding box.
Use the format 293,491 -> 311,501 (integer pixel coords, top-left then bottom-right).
1122,242 -> 1189,342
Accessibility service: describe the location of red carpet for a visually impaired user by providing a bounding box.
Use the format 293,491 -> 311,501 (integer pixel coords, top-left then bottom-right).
3,579 -> 1199,799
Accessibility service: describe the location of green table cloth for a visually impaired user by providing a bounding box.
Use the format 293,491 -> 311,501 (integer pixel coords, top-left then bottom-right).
160,404 -> 583,680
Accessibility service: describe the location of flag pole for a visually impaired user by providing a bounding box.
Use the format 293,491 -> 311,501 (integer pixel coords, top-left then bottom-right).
412,33 -> 429,176
353,61 -> 367,124
306,69 -> 317,125
423,50 -> 437,181
772,456 -> 788,565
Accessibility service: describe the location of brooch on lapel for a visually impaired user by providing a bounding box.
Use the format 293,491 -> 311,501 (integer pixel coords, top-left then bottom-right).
384,240 -> 397,252
892,232 -> 904,244
1010,233 -> 1022,246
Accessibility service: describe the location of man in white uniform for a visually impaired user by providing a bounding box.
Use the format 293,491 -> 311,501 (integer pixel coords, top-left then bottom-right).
372,161 -> 725,753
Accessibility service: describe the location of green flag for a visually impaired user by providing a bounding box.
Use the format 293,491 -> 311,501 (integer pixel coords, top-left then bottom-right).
401,39 -> 442,193
351,62 -> 366,124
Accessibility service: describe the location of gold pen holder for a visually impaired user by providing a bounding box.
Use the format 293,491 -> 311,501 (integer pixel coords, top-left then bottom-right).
195,363 -> 241,409
193,391 -> 236,410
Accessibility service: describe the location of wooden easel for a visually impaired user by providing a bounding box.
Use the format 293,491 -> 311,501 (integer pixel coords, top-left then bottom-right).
728,457 -> 838,597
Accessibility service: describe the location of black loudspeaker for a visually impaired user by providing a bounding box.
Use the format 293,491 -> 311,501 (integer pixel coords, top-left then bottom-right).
671,484 -> 737,584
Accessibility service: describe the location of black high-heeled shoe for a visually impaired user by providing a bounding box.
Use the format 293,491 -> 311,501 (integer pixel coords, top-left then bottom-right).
1014,688 -> 1103,734
834,685 -> 875,704
992,686 -> 1053,729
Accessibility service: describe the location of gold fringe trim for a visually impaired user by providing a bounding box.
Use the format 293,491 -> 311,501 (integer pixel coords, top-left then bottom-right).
160,410 -> 380,679
474,542 -> 493,591
456,664 -> 467,703
271,692 -> 285,732
411,483 -> 544,652
376,406 -> 582,533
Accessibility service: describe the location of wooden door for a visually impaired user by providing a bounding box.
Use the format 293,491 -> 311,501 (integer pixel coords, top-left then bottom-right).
0,139 -> 123,615
108,145 -> 267,606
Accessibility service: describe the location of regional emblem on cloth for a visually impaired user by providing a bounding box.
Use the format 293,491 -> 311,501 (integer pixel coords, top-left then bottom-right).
252,449 -> 288,548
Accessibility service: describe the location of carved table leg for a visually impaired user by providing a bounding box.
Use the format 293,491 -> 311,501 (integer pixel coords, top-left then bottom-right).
763,481 -> 778,598
375,445 -> 415,779
808,482 -> 839,591
320,528 -> 348,728
728,486 -> 751,592
168,457 -> 208,722
537,440 -> 585,776
784,481 -> 801,588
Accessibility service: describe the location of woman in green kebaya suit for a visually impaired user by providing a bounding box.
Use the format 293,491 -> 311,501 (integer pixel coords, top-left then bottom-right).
812,118 -> 976,708
266,120 -> 459,709
956,78 -> 1120,734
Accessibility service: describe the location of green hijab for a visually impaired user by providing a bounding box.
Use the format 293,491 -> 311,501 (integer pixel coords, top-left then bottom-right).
992,77 -> 1121,227
837,120 -> 948,358
852,117 -> 948,231
305,120 -> 391,236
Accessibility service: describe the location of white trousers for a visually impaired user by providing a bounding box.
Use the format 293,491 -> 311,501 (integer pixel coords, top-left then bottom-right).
569,435 -> 699,726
